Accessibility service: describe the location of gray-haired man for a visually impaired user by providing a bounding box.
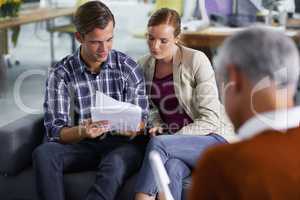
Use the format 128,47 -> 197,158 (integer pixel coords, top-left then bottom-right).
190,27 -> 300,200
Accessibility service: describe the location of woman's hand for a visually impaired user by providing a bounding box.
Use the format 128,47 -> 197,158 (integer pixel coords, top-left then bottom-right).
118,121 -> 145,138
148,126 -> 164,137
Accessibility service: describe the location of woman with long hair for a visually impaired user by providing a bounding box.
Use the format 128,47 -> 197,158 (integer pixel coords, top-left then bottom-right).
134,8 -> 236,200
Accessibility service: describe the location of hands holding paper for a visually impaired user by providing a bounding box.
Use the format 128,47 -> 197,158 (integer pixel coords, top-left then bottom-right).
118,121 -> 145,138
91,91 -> 144,137
81,119 -> 111,139
59,119 -> 111,143
81,119 -> 145,139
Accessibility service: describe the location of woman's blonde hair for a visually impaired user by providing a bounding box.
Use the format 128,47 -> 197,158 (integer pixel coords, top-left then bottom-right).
148,8 -> 181,37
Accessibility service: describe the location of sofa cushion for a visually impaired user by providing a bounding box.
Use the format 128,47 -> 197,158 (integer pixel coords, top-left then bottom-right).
0,167 -> 191,200
0,167 -> 96,200
0,114 -> 44,175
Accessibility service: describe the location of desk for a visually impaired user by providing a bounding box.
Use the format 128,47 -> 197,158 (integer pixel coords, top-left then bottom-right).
179,24 -> 300,63
180,26 -> 300,51
0,7 -> 75,96
0,7 -> 75,55
0,7 -> 75,29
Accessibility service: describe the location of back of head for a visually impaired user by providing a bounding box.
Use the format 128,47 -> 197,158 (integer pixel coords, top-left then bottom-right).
74,1 -> 115,35
215,26 -> 300,93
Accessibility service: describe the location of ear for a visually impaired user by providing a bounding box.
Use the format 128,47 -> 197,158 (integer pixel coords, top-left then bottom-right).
227,64 -> 243,93
75,32 -> 83,44
175,35 -> 180,44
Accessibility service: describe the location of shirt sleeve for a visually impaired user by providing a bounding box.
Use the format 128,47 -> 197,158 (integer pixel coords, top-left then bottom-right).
124,58 -> 149,122
44,69 -> 70,142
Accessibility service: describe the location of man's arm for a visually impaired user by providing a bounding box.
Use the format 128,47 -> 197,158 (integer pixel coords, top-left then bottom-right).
44,69 -> 71,142
131,63 -> 149,122
60,120 -> 110,143
44,69 -> 110,143
120,59 -> 149,136
59,126 -> 84,144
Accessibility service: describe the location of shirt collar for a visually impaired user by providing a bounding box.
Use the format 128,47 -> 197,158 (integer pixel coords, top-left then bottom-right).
75,47 -> 115,74
238,106 -> 300,140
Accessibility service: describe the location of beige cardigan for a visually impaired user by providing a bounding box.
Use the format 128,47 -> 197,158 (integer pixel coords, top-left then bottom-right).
138,45 -> 237,142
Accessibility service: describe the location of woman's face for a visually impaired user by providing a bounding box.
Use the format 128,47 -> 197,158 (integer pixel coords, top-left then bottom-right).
147,24 -> 178,60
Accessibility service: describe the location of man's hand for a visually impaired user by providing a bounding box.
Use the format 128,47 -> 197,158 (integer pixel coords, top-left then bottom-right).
60,119 -> 110,144
81,119 -> 111,139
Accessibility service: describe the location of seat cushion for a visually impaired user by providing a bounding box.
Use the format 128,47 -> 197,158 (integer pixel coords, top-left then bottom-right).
0,167 -> 191,200
0,167 -> 101,200
0,114 -> 44,175
0,167 -> 39,200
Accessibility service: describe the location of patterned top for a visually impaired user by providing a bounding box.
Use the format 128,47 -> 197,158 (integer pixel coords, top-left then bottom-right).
44,48 -> 148,142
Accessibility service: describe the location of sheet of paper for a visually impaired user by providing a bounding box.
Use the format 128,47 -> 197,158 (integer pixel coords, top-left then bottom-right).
91,91 -> 142,132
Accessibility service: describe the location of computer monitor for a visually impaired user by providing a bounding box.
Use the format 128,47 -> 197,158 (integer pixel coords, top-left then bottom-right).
206,0 -> 259,27
237,0 -> 260,16
205,0 -> 234,16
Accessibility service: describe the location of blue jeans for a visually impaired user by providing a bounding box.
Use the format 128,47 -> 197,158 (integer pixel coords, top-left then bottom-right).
32,135 -> 148,200
135,134 -> 226,200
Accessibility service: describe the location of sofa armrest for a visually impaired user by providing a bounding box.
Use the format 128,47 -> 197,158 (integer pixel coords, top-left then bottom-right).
0,114 -> 44,176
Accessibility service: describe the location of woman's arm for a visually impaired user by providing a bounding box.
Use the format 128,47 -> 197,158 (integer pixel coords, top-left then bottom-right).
177,51 -> 234,136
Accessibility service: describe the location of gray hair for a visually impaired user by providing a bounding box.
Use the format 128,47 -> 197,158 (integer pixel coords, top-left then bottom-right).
214,26 -> 300,91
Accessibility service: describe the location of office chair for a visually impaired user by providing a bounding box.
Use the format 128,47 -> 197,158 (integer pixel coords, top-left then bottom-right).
149,151 -> 174,200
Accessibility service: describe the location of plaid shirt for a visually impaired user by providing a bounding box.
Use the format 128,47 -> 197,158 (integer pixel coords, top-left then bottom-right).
44,48 -> 148,142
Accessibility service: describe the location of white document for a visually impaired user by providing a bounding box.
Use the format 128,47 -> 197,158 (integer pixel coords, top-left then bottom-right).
91,91 -> 142,132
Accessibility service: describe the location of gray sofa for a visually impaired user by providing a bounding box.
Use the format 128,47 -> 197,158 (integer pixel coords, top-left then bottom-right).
0,114 -> 190,200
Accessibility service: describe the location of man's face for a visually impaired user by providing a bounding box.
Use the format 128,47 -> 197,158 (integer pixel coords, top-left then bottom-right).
77,21 -> 114,64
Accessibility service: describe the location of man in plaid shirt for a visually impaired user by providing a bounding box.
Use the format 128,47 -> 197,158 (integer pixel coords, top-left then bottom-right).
32,1 -> 149,200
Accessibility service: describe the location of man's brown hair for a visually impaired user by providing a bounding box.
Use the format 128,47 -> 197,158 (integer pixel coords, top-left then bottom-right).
74,1 -> 115,35
148,8 -> 181,37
